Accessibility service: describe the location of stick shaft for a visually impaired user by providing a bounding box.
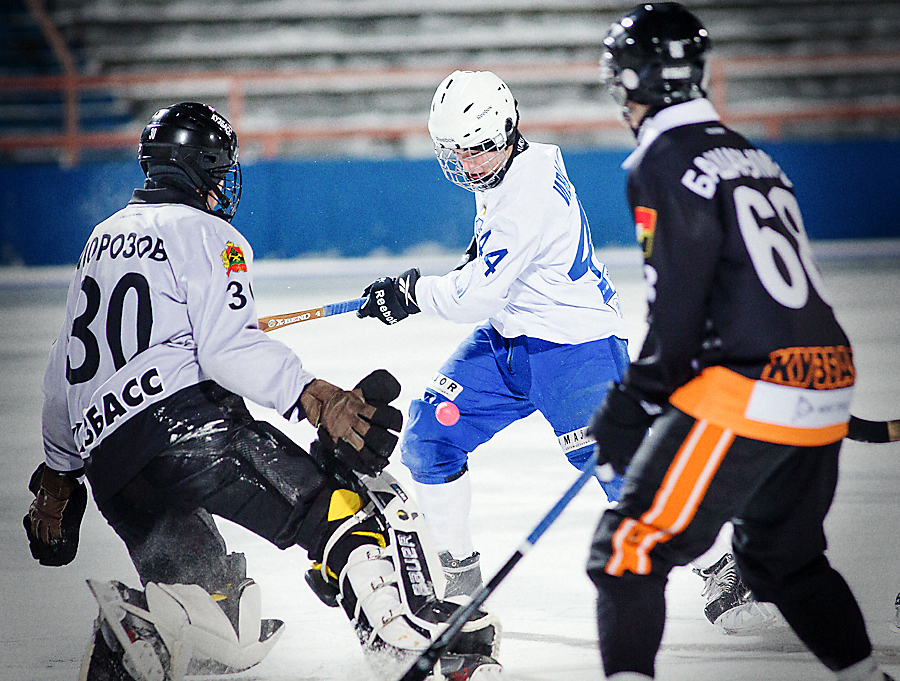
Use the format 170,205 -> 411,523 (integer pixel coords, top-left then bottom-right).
257,297 -> 366,332
847,415 -> 900,443
400,451 -> 599,681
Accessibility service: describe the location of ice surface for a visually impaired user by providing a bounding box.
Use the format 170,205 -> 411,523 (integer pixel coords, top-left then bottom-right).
1,247 -> 898,680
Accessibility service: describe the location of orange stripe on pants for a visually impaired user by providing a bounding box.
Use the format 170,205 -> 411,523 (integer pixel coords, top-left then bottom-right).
606,420 -> 734,576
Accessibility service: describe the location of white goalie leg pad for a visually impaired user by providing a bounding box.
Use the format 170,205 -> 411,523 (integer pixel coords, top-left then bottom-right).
364,473 -> 499,651
144,581 -> 284,674
361,470 -> 448,600
341,543 -> 432,650
327,471 -> 500,662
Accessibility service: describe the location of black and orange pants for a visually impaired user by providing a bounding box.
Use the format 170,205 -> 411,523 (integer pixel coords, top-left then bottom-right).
586,405 -> 872,678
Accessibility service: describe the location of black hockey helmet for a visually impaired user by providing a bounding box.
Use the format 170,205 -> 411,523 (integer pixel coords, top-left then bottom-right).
600,3 -> 711,110
139,102 -> 242,221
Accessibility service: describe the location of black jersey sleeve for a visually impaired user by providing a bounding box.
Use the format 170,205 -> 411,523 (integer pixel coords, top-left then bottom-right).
621,133 -> 725,406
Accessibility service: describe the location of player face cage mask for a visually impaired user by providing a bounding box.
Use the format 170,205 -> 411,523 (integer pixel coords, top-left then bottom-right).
139,102 -> 242,221
428,70 -> 520,192
434,137 -> 515,192
600,3 -> 711,114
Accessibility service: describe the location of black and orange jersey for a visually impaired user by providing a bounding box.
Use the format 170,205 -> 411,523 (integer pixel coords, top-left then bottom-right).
621,99 -> 853,445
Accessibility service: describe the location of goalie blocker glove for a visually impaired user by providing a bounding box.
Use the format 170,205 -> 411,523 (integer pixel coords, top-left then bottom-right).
358,268 -> 421,325
587,383 -> 659,475
286,370 -> 404,477
24,463 -> 88,566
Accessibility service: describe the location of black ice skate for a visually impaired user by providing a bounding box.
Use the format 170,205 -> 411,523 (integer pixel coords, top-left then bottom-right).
694,553 -> 784,634
435,652 -> 503,679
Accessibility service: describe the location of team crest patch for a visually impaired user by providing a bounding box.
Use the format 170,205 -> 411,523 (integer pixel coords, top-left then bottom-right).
221,241 -> 247,276
634,206 -> 657,258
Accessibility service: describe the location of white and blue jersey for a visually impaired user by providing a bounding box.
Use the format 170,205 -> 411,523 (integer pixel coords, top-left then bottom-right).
402,140 -> 629,498
416,142 -> 627,344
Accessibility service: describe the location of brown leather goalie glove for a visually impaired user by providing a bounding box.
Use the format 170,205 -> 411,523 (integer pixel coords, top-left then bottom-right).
295,370 -> 403,476
24,463 -> 88,566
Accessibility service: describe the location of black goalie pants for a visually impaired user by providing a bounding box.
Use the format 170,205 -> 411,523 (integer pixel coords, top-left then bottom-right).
586,407 -> 873,678
92,381 -> 337,592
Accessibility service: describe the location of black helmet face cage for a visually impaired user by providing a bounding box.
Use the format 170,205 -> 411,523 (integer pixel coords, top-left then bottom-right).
601,3 -> 710,109
139,103 -> 242,220
206,159 -> 242,221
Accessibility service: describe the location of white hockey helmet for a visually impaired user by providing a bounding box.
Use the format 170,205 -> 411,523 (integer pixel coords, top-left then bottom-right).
428,70 -> 519,191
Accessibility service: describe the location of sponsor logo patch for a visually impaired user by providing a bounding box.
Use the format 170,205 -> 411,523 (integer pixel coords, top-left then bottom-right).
397,531 -> 435,599
74,367 -> 165,452
426,372 -> 464,400
760,345 -> 855,390
558,427 -> 594,454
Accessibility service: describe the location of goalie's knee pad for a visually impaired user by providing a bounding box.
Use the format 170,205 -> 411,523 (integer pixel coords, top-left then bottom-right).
308,472 -> 501,677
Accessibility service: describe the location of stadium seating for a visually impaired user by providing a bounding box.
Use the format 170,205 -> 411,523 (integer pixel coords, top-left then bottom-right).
2,0 -> 899,161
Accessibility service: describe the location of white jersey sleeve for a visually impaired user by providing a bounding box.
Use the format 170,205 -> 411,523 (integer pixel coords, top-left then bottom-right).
415,143 -> 628,345
42,201 -> 315,461
42,275 -> 85,472
169,211 -> 314,410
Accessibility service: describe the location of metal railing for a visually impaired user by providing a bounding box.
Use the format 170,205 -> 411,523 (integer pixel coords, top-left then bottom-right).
2,52 -> 900,164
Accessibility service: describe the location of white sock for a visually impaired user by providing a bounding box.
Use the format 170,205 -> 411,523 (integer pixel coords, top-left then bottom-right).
411,473 -> 474,559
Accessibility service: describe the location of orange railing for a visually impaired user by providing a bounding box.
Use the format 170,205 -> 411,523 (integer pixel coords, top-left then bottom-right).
2,53 -> 900,164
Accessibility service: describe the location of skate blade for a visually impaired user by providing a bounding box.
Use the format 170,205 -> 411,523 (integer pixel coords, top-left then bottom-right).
715,601 -> 787,635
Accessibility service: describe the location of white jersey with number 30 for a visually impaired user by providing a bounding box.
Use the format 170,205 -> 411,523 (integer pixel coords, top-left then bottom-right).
42,201 -> 315,472
415,142 -> 627,345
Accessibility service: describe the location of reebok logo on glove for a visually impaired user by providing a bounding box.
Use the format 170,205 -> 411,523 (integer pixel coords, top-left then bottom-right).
357,268 -> 422,326
397,272 -> 418,310
374,286 -> 402,325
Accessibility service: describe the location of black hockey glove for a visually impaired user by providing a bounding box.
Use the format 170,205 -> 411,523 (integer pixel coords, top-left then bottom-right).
357,268 -> 421,325
312,369 -> 403,477
587,384 -> 657,476
23,463 -> 88,566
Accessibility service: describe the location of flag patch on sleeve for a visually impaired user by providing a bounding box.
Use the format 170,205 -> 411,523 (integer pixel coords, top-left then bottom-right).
221,241 -> 247,276
634,207 -> 657,258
